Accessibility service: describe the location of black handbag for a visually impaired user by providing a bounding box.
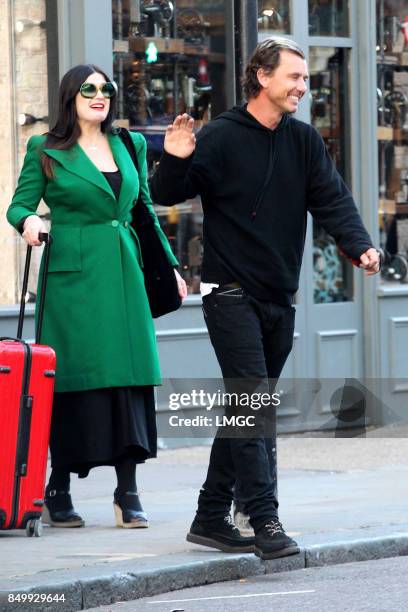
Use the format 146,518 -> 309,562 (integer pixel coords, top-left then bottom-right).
119,128 -> 182,318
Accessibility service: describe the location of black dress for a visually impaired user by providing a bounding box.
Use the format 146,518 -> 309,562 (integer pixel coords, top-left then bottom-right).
50,170 -> 157,478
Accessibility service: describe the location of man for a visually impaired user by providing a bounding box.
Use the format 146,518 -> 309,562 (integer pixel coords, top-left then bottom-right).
151,38 -> 380,560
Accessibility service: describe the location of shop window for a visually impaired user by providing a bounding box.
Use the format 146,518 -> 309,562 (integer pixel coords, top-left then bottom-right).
309,0 -> 350,37
257,1 -> 291,36
376,0 -> 408,285
309,47 -> 354,304
112,0 -> 227,294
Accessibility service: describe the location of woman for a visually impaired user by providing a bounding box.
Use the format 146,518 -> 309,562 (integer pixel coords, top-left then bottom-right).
7,64 -> 187,529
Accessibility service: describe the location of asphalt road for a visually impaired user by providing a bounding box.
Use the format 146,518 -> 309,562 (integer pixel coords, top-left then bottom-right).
86,555 -> 408,612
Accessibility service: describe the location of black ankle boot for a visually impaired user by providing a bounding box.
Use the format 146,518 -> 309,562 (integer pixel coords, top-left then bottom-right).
113,489 -> 148,529
43,487 -> 85,528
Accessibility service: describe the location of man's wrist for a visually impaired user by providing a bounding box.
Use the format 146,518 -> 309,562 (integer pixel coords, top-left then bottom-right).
161,149 -> 193,166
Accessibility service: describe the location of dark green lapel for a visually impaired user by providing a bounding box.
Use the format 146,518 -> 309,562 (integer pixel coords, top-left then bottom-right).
108,133 -> 139,214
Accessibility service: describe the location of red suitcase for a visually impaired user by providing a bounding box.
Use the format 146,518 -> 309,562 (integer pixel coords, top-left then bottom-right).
0,233 -> 56,536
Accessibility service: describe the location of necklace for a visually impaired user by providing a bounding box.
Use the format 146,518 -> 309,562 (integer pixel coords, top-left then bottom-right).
86,138 -> 100,151
80,134 -> 103,151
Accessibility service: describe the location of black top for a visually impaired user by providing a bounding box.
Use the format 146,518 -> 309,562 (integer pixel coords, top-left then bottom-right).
151,105 -> 374,306
103,169 -> 122,200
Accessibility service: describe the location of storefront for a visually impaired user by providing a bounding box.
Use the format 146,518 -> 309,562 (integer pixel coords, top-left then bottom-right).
1,0 -> 407,434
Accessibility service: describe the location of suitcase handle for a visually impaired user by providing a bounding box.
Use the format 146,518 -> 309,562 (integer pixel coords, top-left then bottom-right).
17,233 -> 53,344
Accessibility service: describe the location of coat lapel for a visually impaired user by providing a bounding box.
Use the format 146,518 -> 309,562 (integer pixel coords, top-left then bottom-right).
44,134 -> 140,210
44,145 -> 114,197
108,133 -> 139,214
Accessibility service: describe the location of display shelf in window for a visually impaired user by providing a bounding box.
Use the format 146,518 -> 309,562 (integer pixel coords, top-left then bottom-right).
129,36 -> 185,54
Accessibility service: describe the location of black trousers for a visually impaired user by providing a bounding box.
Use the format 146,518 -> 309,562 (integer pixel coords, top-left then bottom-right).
197,287 -> 295,533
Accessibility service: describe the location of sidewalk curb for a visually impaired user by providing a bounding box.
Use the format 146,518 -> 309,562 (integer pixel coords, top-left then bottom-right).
1,534 -> 408,611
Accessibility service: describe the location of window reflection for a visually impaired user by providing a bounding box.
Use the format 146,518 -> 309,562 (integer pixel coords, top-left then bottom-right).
310,47 -> 353,304
112,0 -> 227,294
258,1 -> 291,36
376,0 -> 408,284
309,0 -> 349,37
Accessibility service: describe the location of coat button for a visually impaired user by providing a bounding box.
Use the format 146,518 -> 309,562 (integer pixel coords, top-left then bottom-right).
111,220 -> 119,227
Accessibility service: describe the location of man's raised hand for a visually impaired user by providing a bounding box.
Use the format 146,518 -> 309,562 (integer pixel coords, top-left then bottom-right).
164,114 -> 196,159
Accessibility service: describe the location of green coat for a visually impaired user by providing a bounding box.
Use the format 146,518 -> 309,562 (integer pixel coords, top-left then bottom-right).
7,131 -> 178,392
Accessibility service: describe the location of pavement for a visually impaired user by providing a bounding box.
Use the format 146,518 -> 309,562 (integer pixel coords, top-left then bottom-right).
1,436 -> 408,611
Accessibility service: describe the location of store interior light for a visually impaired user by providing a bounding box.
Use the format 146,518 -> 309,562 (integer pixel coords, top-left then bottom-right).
18,113 -> 48,126
258,4 -> 283,28
146,41 -> 158,63
16,19 -> 46,33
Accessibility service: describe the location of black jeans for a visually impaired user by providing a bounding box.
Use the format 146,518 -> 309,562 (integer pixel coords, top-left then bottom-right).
197,287 -> 295,533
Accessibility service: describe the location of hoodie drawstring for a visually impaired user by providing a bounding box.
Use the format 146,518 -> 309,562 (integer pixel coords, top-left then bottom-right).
251,130 -> 279,220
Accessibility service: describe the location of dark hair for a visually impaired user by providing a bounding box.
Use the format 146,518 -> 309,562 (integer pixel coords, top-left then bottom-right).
41,64 -> 117,179
242,38 -> 305,100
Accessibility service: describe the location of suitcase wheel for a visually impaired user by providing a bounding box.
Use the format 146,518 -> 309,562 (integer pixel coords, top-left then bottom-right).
25,518 -> 42,537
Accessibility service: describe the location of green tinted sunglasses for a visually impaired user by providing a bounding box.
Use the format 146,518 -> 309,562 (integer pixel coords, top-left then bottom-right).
79,81 -> 117,99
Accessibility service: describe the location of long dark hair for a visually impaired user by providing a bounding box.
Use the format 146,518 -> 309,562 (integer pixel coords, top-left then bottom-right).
41,64 -> 117,179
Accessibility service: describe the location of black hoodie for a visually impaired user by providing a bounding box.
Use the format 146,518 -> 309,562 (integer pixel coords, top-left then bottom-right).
150,105 -> 374,305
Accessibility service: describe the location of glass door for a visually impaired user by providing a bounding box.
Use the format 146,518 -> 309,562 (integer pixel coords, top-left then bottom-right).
112,0 -> 229,295
310,45 -> 354,306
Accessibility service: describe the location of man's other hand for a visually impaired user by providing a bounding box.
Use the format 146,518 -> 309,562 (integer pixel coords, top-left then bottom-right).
359,248 -> 380,275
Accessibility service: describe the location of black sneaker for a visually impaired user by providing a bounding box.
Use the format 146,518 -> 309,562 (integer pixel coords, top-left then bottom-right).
254,519 -> 300,560
187,515 -> 255,553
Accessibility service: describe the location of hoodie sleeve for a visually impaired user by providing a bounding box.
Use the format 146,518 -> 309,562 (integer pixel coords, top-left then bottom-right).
307,128 -> 374,260
150,125 -> 222,205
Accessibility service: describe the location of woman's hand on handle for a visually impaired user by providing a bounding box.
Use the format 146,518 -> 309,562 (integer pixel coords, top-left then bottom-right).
22,215 -> 47,246
174,269 -> 188,300
164,114 -> 196,159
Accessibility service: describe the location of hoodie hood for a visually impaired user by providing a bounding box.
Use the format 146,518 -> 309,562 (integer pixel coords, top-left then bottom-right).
214,104 -> 290,132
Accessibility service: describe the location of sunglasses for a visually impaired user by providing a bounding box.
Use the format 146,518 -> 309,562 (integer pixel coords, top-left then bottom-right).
79,81 -> 117,99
